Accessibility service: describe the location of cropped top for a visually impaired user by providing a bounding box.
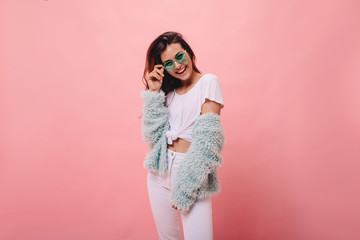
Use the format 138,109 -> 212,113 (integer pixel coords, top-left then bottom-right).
165,73 -> 224,145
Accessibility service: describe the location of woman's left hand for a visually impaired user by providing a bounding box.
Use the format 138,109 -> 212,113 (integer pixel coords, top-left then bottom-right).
171,204 -> 178,210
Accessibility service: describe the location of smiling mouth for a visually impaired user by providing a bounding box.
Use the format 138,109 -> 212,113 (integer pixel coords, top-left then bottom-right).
176,66 -> 186,74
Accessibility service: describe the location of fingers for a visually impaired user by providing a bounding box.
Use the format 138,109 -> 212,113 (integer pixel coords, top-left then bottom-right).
145,65 -> 165,92
155,68 -> 165,77
153,70 -> 163,80
171,204 -> 178,210
147,67 -> 164,82
149,73 -> 162,82
154,64 -> 163,69
153,64 -> 165,75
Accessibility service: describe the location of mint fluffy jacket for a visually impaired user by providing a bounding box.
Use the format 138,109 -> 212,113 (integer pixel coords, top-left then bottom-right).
141,89 -> 225,213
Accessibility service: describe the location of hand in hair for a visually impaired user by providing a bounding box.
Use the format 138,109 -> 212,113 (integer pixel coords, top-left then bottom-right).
145,64 -> 164,92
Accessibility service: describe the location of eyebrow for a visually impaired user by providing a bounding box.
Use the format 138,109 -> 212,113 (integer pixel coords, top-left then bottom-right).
163,51 -> 182,62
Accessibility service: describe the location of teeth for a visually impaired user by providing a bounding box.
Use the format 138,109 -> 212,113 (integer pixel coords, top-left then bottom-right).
177,67 -> 186,74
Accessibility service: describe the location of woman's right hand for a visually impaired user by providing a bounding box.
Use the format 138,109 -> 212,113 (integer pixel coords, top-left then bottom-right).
145,64 -> 165,93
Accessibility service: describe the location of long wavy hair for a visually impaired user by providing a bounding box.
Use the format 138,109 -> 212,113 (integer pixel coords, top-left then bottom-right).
142,31 -> 201,95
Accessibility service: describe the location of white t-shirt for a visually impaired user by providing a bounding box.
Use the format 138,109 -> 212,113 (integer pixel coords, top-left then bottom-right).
165,73 -> 224,144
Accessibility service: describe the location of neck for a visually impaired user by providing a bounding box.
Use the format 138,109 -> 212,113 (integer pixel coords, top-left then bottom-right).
180,71 -> 200,88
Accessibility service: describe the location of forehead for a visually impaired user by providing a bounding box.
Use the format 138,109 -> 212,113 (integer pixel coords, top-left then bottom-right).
161,43 -> 184,62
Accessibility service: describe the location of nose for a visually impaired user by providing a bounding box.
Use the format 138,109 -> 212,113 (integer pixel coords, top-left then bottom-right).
173,61 -> 182,70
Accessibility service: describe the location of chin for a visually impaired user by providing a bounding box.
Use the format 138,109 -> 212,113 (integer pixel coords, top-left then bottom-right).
182,69 -> 193,80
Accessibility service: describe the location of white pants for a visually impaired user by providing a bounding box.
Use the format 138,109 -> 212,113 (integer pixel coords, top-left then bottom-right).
147,149 -> 213,240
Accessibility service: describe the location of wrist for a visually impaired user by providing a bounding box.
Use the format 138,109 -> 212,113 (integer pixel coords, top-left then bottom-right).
149,88 -> 160,93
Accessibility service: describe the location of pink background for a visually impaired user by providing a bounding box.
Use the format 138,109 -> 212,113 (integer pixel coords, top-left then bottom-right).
1,0 -> 359,239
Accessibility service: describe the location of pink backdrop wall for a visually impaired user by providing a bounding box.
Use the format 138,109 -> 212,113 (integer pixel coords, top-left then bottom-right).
1,1 -> 359,239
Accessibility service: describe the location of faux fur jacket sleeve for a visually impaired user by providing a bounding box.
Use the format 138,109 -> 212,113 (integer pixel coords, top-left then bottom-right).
141,90 -> 168,148
141,89 -> 169,174
170,112 -> 225,213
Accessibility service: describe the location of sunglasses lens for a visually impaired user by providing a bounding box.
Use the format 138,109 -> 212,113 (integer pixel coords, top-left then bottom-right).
164,61 -> 174,71
176,52 -> 186,63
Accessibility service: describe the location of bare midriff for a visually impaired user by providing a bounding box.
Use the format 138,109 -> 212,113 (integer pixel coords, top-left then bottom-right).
167,138 -> 191,153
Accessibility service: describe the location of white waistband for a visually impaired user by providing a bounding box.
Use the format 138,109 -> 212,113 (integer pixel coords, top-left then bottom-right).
167,148 -> 186,156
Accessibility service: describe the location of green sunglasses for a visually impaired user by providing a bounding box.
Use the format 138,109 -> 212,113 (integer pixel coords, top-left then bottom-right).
162,50 -> 187,71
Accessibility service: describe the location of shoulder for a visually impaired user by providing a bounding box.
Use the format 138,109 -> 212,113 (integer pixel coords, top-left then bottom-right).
201,73 -> 219,81
200,73 -> 223,92
199,73 -> 224,110
200,73 -> 221,86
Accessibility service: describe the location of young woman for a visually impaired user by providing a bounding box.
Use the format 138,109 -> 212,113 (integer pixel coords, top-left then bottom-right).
141,31 -> 225,240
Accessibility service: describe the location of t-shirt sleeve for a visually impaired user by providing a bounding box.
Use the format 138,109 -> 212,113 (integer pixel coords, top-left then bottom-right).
201,74 -> 224,109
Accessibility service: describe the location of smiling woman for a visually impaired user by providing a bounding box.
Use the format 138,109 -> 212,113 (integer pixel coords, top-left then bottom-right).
141,31 -> 225,240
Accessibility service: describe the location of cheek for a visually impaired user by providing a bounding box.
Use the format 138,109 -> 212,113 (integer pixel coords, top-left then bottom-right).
187,60 -> 193,69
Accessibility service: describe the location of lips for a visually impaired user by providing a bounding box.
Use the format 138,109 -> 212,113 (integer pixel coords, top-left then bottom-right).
176,66 -> 186,74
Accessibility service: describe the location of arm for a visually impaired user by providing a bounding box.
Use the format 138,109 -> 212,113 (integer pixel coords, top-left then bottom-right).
201,98 -> 221,115
141,90 -> 169,148
170,111 -> 225,212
